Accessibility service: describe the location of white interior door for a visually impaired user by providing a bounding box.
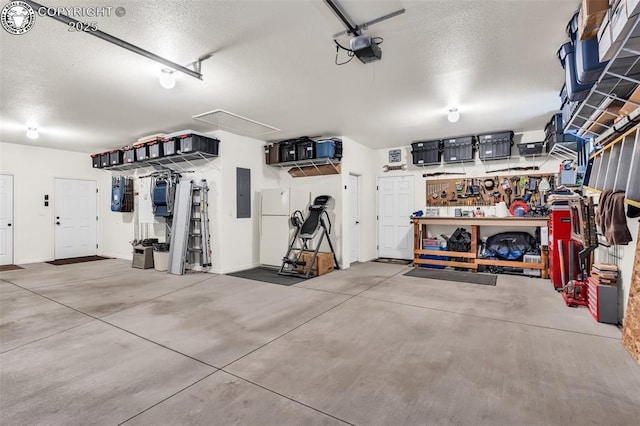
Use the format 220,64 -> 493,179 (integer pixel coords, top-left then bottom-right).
54,179 -> 97,259
378,176 -> 414,259
260,215 -> 290,267
349,174 -> 359,264
0,175 -> 14,265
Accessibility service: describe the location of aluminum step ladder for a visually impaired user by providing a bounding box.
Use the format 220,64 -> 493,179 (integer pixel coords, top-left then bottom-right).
168,179 -> 211,275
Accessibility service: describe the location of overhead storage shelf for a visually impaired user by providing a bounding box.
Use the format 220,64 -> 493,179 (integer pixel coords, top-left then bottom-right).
103,151 -> 219,173
565,13 -> 640,144
273,157 -> 341,178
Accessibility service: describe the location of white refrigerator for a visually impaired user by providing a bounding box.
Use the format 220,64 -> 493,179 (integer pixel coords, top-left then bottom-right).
260,188 -> 310,267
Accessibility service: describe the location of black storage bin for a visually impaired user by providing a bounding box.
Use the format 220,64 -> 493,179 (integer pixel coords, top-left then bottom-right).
163,137 -> 180,156
295,137 -> 316,160
109,149 -> 124,166
411,140 -> 441,165
148,141 -> 164,159
123,147 -> 136,164
546,132 -> 579,152
179,134 -> 220,155
477,131 -> 514,160
279,140 -> 297,163
91,154 -> 101,168
99,152 -> 110,167
135,144 -> 149,161
443,136 -> 475,163
545,113 -> 563,136
517,141 -> 544,157
333,139 -> 343,159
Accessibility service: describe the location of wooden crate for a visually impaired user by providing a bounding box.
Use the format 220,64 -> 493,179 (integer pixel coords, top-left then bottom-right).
296,251 -> 334,276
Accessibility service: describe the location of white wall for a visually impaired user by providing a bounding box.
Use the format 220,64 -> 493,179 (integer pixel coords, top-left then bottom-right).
0,141 -> 108,263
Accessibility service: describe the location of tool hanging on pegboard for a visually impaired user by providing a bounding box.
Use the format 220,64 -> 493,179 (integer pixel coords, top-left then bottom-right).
111,176 -> 134,212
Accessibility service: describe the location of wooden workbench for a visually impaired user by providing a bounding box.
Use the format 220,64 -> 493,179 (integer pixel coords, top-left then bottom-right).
412,216 -> 549,278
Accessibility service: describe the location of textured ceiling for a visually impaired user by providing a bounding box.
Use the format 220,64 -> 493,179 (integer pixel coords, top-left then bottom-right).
0,0 -> 578,153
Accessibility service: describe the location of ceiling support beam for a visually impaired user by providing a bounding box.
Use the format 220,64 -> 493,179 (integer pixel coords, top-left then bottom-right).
22,0 -> 202,80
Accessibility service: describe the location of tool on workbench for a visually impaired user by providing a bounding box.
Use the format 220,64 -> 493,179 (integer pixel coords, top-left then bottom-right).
510,176 -> 520,197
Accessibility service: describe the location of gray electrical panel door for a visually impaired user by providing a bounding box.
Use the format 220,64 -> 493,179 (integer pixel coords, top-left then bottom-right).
237,168 -> 251,218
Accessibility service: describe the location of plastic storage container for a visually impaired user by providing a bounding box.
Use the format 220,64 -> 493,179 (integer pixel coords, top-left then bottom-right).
295,137 -> 316,160
546,132 -> 579,152
123,147 -> 136,164
477,131 -> 514,160
135,144 -> 149,161
517,141 -> 544,156
558,42 -> 594,102
411,140 -> 441,165
333,139 -> 343,159
109,149 -> 124,166
163,137 -> 180,156
264,143 -> 280,164
148,141 -> 163,159
99,152 -> 110,167
179,134 -> 220,155
443,136 -> 475,163
315,140 -> 336,158
153,243 -> 170,272
91,154 -> 101,168
575,36 -> 608,84
545,113 -> 564,136
279,140 -> 296,162
419,246 -> 448,269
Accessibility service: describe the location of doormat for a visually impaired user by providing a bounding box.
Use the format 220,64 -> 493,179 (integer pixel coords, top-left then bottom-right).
46,256 -> 110,266
374,258 -> 412,265
0,264 -> 24,272
404,268 -> 497,286
227,266 -> 309,286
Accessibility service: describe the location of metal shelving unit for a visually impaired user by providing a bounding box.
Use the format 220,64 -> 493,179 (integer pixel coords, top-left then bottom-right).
565,13 -> 640,143
102,151 -> 219,174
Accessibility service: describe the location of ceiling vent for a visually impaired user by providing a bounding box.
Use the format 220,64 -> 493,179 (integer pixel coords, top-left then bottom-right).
192,109 -> 280,138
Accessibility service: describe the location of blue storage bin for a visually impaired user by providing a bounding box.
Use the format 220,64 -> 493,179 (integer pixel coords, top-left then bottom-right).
316,139 -> 336,158
566,10 -> 579,43
575,36 -> 608,84
420,246 -> 448,269
558,42 -> 593,102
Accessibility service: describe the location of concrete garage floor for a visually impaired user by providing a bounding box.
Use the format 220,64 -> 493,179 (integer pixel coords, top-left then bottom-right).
1,260 -> 639,425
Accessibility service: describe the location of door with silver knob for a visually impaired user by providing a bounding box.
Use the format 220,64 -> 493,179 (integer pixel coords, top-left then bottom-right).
54,178 -> 97,259
0,175 -> 13,265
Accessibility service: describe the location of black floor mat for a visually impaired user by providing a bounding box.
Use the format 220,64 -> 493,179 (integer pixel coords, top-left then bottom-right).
227,266 -> 309,286
374,258 -> 412,265
404,268 -> 497,286
46,256 -> 110,266
0,264 -> 24,272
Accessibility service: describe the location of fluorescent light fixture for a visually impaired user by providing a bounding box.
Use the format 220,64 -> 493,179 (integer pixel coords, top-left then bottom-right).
448,108 -> 460,123
26,126 -> 39,139
159,68 -> 176,89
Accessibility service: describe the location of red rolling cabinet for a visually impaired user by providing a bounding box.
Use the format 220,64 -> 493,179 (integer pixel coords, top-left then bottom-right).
548,205 -> 572,289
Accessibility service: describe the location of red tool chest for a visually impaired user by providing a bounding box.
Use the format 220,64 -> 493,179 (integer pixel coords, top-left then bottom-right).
587,277 -> 618,324
548,205 -> 572,289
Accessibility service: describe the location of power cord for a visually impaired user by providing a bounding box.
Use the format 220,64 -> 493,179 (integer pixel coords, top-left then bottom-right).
334,40 -> 354,65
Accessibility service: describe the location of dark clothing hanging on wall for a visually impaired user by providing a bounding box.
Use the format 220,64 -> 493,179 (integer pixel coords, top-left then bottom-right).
597,190 -> 632,246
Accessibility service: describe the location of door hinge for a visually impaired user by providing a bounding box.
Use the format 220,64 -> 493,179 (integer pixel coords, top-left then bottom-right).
376,215 -> 379,220
96,244 -> 98,249
96,188 -> 99,193
96,216 -> 98,221
376,185 -> 379,190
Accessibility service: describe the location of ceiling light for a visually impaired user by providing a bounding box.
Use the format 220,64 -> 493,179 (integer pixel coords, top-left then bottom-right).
448,108 -> 460,123
26,127 -> 39,139
159,68 -> 176,89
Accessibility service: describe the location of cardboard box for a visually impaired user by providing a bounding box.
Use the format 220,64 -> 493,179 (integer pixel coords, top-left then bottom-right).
580,9 -> 608,39
618,85 -> 640,116
586,100 -> 624,134
582,0 -> 609,16
295,251 -> 335,276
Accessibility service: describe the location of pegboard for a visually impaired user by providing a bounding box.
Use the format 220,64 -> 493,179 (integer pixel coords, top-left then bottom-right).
424,173 -> 556,209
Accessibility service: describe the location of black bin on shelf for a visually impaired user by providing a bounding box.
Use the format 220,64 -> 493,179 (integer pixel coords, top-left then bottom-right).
443,136 -> 475,163
148,141 -> 164,159
545,113 -> 564,137
91,154 -> 101,168
179,134 -> 220,155
99,152 -> 110,167
295,137 -> 316,160
123,147 -> 136,164
477,131 -> 514,160
109,150 -> 124,166
411,140 -> 441,165
279,140 -> 296,162
546,132 -> 579,152
163,137 -> 180,157
135,144 -> 149,161
517,142 -> 544,157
